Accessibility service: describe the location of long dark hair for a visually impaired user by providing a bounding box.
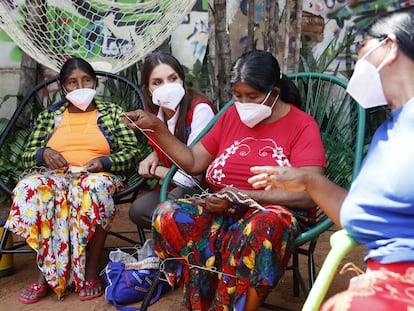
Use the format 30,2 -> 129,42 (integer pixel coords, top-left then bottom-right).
141,51 -> 209,143
230,50 -> 302,108
60,57 -> 96,87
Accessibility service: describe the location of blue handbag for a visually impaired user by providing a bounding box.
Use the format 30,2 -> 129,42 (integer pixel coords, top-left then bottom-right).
104,240 -> 171,311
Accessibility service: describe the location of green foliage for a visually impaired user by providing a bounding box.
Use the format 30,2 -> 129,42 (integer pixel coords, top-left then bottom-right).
0,88 -> 54,202
0,94 -> 23,110
289,72 -> 363,189
323,135 -> 355,188
0,118 -> 32,202
119,61 -> 142,90
300,30 -> 356,74
183,58 -> 212,99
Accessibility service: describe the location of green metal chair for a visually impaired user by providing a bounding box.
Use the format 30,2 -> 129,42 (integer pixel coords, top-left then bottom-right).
0,71 -> 150,264
158,72 -> 366,309
275,72 -> 366,300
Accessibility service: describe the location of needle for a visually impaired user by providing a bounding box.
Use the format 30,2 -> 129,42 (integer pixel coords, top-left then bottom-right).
121,113 -> 154,132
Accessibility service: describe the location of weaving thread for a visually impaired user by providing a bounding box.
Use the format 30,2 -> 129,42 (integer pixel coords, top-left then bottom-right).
121,113 -> 266,211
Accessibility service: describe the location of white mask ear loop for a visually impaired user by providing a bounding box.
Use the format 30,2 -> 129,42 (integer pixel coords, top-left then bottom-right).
360,37 -> 388,61
377,46 -> 398,72
269,93 -> 280,109
61,85 -> 68,96
260,90 -> 272,105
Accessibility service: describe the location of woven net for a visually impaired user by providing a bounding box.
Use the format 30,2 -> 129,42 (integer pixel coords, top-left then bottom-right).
0,0 -> 196,73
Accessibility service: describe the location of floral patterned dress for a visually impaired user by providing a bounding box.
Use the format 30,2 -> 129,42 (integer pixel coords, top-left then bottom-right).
6,171 -> 123,298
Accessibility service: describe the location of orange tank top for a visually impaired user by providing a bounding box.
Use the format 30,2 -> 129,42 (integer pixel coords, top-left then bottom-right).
47,109 -> 110,167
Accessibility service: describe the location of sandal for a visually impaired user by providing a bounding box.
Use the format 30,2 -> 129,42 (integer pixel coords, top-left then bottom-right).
18,282 -> 49,304
79,278 -> 104,301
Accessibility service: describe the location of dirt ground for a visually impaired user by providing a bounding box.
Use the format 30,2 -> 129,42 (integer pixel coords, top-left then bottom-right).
0,202 -> 366,311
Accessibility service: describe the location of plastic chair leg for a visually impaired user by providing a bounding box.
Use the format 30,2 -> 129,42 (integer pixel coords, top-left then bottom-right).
301,230 -> 359,311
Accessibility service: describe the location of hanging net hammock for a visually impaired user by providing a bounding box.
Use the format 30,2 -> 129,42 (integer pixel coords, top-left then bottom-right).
0,0 -> 196,73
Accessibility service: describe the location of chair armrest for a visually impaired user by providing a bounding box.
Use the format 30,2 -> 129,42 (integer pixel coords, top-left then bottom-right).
301,229 -> 360,311
294,218 -> 333,247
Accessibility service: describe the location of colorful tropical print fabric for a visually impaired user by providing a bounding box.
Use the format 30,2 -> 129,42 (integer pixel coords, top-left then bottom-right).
6,171 -> 123,298
152,197 -> 300,310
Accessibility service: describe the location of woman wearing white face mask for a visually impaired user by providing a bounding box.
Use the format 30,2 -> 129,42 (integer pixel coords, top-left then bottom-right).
128,51 -> 217,230
6,57 -> 139,304
122,50 -> 326,310
248,7 -> 414,310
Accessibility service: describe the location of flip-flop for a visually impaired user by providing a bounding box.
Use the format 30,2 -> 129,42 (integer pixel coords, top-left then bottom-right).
18,282 -> 49,304
79,278 -> 104,301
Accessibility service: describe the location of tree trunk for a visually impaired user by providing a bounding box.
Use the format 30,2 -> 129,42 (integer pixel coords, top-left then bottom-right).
247,0 -> 255,50
208,0 -> 218,107
24,0 -> 49,54
294,0 -> 303,72
18,53 -> 43,103
265,0 -> 279,60
19,0 -> 47,104
282,0 -> 292,73
211,0 -> 232,108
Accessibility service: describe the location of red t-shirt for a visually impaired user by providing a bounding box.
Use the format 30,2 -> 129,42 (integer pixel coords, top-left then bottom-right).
201,104 -> 326,192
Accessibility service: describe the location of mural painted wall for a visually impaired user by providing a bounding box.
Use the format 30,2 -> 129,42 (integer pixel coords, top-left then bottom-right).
1,0 -> 414,118
1,0 -> 413,71
0,0 -> 199,73
227,0 -> 414,72
304,0 -> 414,70
171,0 -> 209,73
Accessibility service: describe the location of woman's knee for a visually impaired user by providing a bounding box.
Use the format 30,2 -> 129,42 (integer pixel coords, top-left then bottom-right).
129,201 -> 149,228
129,191 -> 161,228
79,174 -> 113,189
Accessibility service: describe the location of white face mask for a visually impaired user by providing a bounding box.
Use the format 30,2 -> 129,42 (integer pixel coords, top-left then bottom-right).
65,88 -> 96,111
151,83 -> 185,111
235,91 -> 279,128
347,38 -> 394,109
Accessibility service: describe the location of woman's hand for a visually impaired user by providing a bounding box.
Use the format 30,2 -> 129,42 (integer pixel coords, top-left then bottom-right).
43,147 -> 68,170
249,165 -> 347,228
248,166 -> 309,192
85,158 -> 104,173
205,195 -> 231,213
205,187 -> 241,212
120,109 -> 161,132
154,166 -> 169,179
138,151 -> 159,177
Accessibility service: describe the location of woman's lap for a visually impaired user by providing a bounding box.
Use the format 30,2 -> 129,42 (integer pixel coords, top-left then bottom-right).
152,198 -> 300,310
129,185 -> 197,229
6,172 -> 123,297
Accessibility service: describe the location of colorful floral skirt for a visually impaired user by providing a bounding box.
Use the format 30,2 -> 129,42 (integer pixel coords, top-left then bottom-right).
5,171 -> 123,298
321,260 -> 414,311
152,197 -> 300,311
